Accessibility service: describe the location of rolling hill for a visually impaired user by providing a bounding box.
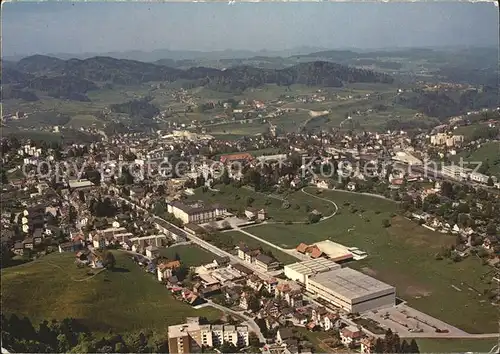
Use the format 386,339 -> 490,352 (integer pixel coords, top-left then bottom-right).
3,55 -> 394,101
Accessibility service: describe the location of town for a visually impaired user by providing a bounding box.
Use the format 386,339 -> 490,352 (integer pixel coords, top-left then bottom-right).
2,104 -> 499,353
2,2 -> 500,353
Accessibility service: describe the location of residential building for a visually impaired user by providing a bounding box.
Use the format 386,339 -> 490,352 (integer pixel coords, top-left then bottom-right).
157,260 -> 181,281
470,172 -> 494,184
167,318 -> 249,354
430,133 -> 464,147
254,254 -> 280,271
58,241 -> 83,253
167,201 -> 224,224
245,208 -> 267,221
360,337 -> 375,353
441,165 -> 471,180
220,153 -> 253,165
340,325 -> 364,347
145,245 -> 160,259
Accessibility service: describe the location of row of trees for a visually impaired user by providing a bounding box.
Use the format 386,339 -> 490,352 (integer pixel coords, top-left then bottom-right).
1,314 -> 168,353
373,329 -> 420,353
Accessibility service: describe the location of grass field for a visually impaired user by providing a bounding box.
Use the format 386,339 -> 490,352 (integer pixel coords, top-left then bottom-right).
187,185 -> 335,223
246,188 -> 497,333
2,129 -> 64,143
205,121 -> 269,137
223,230 -> 299,265
1,251 -> 222,334
416,338 -> 498,353
67,114 -> 103,128
452,141 -> 500,178
159,244 -> 217,267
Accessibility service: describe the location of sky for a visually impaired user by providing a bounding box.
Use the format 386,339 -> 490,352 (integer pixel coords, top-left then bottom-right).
2,1 -> 498,57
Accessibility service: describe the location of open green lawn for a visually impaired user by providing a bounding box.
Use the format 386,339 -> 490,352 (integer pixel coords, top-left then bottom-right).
159,245 -> 217,267
453,124 -> 482,139
452,141 -> 500,178
247,188 -> 497,333
67,114 -> 103,128
1,251 -> 222,334
205,121 -> 269,137
187,185 -> 335,222
223,230 -> 299,265
416,338 -> 498,353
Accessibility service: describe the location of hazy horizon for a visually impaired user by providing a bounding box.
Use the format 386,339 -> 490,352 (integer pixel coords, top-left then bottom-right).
2,2 -> 498,59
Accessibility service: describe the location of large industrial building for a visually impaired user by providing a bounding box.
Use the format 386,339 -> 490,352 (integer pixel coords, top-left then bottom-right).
307,268 -> 396,313
284,259 -> 340,285
285,259 -> 395,313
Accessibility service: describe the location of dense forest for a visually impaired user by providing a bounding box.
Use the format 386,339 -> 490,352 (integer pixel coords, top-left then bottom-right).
1,314 -> 169,353
394,88 -> 499,120
1,87 -> 39,101
110,97 -> 160,119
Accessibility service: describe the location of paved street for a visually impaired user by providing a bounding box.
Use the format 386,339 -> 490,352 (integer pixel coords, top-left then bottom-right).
113,192 -> 500,340
196,301 -> 266,343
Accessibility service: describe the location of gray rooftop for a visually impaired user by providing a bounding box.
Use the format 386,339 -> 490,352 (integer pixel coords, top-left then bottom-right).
285,258 -> 340,275
309,268 -> 395,303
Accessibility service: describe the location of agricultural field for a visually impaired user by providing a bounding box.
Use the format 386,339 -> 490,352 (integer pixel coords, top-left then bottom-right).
159,244 -> 217,267
186,185 -> 336,223
1,251 -> 222,334
246,188 -> 497,333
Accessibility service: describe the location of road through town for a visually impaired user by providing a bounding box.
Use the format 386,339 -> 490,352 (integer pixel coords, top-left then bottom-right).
196,301 -> 266,343
113,194 -> 500,339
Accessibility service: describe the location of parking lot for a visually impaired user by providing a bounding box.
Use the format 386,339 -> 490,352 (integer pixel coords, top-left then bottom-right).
363,304 -> 469,337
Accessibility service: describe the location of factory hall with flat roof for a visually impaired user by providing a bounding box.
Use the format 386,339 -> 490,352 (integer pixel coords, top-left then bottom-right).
285,259 -> 395,313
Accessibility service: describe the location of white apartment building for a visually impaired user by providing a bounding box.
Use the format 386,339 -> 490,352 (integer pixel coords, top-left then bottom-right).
469,172 -> 495,184
167,201 -> 226,224
168,319 -> 249,354
441,165 -> 472,180
430,133 -> 464,147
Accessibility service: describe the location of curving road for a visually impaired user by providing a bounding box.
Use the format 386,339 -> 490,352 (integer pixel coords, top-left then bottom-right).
222,187 -> 340,260
196,301 -> 266,343
111,191 -> 500,340
300,187 -> 339,221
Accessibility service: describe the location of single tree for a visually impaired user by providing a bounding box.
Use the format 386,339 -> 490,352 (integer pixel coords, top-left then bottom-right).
409,339 -> 420,353
220,341 -> 237,353
248,332 -> 260,347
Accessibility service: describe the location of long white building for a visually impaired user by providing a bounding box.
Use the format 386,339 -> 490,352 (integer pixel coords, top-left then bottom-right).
306,268 -> 396,313
168,318 -> 249,354
284,258 -> 340,285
